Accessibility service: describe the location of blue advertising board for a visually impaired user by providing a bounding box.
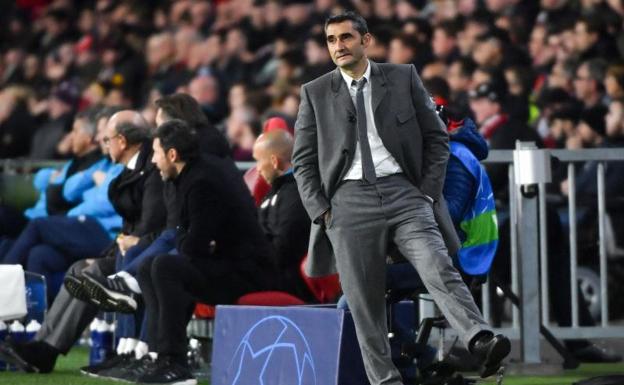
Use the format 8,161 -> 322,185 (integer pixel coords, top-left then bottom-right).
211,306 -> 369,385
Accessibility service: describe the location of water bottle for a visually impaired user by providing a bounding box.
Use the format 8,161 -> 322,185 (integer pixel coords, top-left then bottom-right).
0,321 -> 7,342
89,319 -> 114,366
0,321 -> 6,370
102,321 -> 114,360
7,321 -> 25,371
8,321 -> 26,343
25,320 -> 41,342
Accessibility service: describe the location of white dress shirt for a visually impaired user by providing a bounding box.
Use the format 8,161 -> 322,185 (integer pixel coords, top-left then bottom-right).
126,151 -> 140,170
340,61 -> 402,181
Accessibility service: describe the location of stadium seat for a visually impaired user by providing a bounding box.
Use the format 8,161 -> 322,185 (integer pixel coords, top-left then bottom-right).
299,254 -> 341,304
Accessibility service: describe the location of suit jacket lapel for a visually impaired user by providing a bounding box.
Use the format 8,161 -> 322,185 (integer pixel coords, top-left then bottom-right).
370,61 -> 387,113
331,68 -> 356,117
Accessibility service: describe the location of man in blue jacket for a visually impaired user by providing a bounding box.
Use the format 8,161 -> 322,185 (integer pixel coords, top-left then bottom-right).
1,107 -> 121,292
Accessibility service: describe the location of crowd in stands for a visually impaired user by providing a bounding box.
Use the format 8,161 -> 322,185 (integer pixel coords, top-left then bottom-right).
0,0 -> 622,166
1,0 -> 624,383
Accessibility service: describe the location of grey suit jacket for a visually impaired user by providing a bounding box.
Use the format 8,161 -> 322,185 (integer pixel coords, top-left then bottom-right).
293,61 -> 461,277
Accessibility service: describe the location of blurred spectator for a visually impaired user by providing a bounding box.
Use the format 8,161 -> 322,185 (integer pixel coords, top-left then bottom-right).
573,15 -> 613,62
604,64 -> 624,101
446,58 -> 475,120
424,76 -> 451,107
432,20 -> 461,64
472,32 -> 505,68
226,106 -> 261,161
188,75 -> 227,124
548,58 -> 576,93
301,33 -> 334,83
547,105 -> 580,149
228,82 -> 249,112
534,87 -> 579,143
573,105 -> 607,149
529,24 -> 555,71
504,65 -> 536,124
468,81 -> 541,197
38,8 -> 76,55
573,58 -> 608,109
388,32 -> 432,71
29,81 -> 78,160
0,86 -> 36,158
366,26 -> 392,62
457,11 -> 493,56
421,60 -> 448,80
562,100 -> 624,200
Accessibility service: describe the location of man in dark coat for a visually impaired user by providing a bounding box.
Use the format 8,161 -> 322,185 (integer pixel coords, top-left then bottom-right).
136,119 -> 275,385
253,130 -> 313,301
155,93 -> 231,158
0,111 -> 166,374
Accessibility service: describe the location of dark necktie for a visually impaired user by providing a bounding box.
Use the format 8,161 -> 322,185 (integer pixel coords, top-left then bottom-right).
353,78 -> 377,184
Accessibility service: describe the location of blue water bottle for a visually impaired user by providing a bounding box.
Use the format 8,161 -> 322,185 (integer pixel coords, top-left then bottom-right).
7,321 -> 25,371
89,319 -> 114,366
8,321 -> 26,343
24,320 -> 40,342
0,321 -> 7,370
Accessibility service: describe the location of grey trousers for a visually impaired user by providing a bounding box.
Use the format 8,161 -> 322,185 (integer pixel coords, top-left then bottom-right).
325,175 -> 491,385
36,257 -> 116,354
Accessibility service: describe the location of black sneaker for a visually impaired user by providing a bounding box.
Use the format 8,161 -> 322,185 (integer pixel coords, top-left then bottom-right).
0,340 -> 58,373
470,333 -> 511,378
136,356 -> 197,385
80,352 -> 133,377
101,354 -> 156,382
63,273 -> 93,303
83,271 -> 138,313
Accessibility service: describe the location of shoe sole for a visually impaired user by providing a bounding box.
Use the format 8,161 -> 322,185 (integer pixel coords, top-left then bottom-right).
160,380 -> 197,385
0,343 -> 39,373
480,337 -> 511,378
83,274 -> 138,314
80,368 -> 103,378
64,275 -> 92,303
136,375 -> 197,385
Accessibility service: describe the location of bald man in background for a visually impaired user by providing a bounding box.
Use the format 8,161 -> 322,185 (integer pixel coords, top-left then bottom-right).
253,130 -> 314,301
0,111 -> 166,374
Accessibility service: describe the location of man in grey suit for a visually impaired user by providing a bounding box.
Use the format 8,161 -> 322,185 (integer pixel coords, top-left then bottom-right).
293,12 -> 510,385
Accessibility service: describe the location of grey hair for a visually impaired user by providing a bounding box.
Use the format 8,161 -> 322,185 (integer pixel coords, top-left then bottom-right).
75,106 -> 101,138
584,58 -> 608,83
115,121 -> 149,145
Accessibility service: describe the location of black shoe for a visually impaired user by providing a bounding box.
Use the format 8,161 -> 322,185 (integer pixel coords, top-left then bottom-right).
0,340 -> 58,373
63,273 -> 92,303
80,352 -> 133,377
470,333 -> 511,378
83,271 -> 138,313
571,344 -> 622,363
100,354 -> 156,382
136,356 -> 197,385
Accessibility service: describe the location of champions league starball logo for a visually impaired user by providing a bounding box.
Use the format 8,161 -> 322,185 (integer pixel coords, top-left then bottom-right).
227,315 -> 317,385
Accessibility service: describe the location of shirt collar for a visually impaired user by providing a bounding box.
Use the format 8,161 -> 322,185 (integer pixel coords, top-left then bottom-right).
127,151 -> 140,170
340,60 -> 371,88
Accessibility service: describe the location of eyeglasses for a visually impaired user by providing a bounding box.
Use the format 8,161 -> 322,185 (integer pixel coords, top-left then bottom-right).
102,133 -> 121,145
